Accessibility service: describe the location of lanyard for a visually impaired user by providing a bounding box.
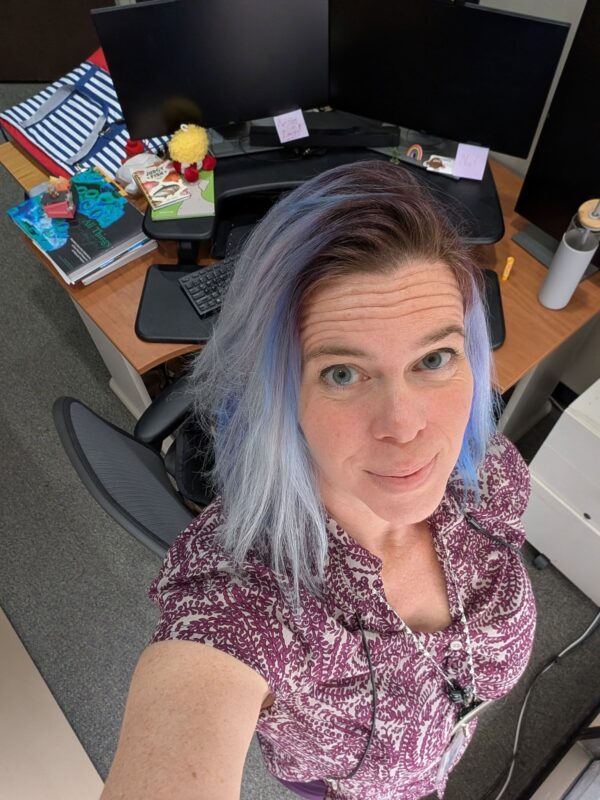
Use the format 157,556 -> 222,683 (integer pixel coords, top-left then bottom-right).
324,513 -> 516,790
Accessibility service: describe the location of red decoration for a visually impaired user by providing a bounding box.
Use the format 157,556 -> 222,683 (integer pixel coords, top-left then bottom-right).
42,193 -> 76,220
172,160 -> 182,174
202,153 -> 217,171
124,139 -> 145,161
184,165 -> 199,182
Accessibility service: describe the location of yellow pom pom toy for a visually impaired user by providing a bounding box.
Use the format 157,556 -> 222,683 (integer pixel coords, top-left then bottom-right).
168,123 -> 214,182
168,123 -> 208,163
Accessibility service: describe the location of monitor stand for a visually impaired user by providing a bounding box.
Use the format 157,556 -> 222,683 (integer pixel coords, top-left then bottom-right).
512,223 -> 599,279
212,120 -> 250,141
208,120 -> 281,159
248,110 -> 400,150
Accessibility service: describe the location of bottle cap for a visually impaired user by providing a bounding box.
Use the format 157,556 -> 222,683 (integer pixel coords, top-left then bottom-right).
578,199 -> 600,231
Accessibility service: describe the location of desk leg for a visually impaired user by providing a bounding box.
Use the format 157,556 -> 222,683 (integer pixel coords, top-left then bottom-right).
71,301 -> 151,419
497,314 -> 600,443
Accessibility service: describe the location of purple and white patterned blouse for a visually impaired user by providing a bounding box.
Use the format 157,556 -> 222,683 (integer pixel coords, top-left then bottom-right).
148,433 -> 536,800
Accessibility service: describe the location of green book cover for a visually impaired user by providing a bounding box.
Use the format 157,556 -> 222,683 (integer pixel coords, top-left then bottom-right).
151,171 -> 215,221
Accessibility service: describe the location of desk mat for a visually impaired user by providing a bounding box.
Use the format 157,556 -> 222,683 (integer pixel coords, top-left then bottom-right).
135,264 -> 218,344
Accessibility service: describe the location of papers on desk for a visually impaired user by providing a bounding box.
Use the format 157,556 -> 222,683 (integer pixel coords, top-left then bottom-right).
7,167 -> 151,285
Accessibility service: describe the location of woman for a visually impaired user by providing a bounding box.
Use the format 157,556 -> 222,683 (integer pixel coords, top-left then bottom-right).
101,161 -> 536,800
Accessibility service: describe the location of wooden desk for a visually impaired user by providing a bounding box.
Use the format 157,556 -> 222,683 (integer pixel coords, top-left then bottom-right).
2,140 -> 599,431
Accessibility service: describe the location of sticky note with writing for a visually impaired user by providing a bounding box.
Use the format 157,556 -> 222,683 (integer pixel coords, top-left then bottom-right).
453,144 -> 490,180
273,110 -> 309,144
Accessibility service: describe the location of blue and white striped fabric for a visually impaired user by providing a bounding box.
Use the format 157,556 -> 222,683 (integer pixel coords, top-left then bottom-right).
1,61 -> 168,178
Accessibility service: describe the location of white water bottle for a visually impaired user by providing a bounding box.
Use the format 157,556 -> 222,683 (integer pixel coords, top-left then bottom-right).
538,199 -> 600,310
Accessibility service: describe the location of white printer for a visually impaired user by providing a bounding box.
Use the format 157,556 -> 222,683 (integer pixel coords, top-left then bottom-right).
524,378 -> 600,605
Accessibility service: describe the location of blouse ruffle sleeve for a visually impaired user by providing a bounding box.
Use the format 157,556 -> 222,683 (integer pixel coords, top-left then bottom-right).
148,500 -> 295,699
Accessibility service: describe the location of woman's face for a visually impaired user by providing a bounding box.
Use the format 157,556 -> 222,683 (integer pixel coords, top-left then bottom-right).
298,261 -> 474,534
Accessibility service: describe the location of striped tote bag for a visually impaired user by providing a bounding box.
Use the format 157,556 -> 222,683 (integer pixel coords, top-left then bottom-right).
0,50 -> 168,179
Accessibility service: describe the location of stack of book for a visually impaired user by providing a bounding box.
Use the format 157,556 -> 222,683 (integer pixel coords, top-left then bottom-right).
7,167 -> 156,286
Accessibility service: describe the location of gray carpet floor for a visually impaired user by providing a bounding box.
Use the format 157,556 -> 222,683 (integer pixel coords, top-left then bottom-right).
1,82 -> 599,800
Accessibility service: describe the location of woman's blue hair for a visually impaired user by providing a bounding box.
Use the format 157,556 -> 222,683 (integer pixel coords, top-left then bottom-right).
191,160 -> 497,610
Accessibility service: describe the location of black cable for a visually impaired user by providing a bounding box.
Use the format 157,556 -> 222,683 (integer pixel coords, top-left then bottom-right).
236,134 -> 301,164
463,511 -> 524,560
480,610 -> 600,800
323,613 -> 378,788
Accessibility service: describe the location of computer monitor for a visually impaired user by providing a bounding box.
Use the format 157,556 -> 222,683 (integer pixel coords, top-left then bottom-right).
92,0 -> 329,139
515,0 -> 599,270
329,0 -> 569,158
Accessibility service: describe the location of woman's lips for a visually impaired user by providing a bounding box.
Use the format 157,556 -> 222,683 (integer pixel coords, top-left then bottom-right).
366,455 -> 437,490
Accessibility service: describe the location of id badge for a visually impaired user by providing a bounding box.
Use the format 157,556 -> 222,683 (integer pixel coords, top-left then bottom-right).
436,700 -> 495,791
436,726 -> 466,789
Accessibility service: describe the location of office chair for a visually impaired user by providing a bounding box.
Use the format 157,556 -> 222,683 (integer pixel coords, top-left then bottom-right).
53,375 -> 215,558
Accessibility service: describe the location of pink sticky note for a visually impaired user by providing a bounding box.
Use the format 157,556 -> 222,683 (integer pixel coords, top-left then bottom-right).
273,110 -> 309,143
453,144 -> 490,180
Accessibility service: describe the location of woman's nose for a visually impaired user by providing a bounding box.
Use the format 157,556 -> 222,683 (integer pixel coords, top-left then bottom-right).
369,385 -> 427,443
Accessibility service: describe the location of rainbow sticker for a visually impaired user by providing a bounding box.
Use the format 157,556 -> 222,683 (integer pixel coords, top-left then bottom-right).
406,144 -> 423,160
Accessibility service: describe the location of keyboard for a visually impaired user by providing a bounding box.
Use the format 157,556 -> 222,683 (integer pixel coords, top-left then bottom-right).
179,254 -> 236,318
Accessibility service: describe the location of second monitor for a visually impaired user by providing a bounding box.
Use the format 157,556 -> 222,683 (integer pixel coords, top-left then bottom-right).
329,0 -> 569,158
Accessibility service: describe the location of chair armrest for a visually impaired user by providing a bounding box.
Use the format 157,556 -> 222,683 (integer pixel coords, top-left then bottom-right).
134,374 -> 195,448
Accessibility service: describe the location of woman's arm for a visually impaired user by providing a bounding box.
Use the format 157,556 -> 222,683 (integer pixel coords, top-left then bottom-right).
101,640 -> 272,800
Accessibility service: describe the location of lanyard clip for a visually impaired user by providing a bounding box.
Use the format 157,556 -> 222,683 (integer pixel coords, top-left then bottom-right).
447,680 -> 474,709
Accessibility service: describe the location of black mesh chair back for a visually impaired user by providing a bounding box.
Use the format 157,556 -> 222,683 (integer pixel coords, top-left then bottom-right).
53,397 -> 195,557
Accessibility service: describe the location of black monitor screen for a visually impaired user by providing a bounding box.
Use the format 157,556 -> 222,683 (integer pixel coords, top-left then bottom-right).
92,0 -> 329,139
516,0 -> 600,245
329,0 -> 569,158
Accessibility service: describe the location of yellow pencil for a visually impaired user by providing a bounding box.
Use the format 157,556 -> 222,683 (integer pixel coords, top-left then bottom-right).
501,256 -> 515,282
94,165 -> 128,197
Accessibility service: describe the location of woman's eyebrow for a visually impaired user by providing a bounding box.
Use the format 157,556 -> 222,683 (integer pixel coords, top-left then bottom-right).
416,324 -> 465,347
304,345 -> 371,362
305,326 -> 465,363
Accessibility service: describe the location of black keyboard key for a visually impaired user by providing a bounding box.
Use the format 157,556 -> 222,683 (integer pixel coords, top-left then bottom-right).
178,255 -> 236,318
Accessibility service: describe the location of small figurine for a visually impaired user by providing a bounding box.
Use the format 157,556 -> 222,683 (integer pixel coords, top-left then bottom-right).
41,176 -> 76,219
168,123 -> 216,182
423,154 -> 455,176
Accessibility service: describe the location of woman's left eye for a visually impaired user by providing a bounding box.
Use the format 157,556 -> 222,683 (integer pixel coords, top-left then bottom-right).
417,348 -> 458,371
320,364 -> 361,387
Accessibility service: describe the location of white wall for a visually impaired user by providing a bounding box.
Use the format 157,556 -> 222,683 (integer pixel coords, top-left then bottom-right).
484,0 -> 587,176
